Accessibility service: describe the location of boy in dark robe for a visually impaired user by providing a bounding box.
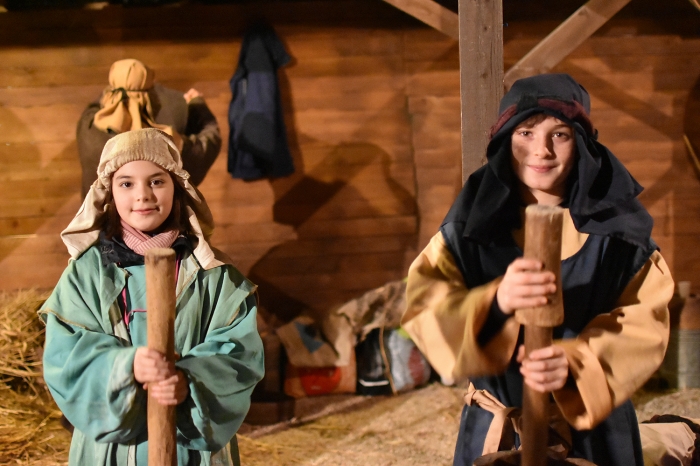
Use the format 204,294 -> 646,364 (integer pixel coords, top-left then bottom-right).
402,73 -> 674,466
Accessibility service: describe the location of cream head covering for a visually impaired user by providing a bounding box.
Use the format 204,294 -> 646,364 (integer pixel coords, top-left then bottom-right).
92,59 -> 181,146
61,128 -> 223,270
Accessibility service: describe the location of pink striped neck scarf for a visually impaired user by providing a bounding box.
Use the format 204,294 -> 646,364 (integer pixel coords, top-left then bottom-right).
120,219 -> 179,256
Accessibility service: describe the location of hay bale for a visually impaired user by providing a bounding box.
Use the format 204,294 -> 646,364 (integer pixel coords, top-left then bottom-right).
0,289 -> 48,390
0,289 -> 70,466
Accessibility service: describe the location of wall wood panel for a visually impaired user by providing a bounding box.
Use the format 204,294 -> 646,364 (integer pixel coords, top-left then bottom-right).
0,0 -> 699,320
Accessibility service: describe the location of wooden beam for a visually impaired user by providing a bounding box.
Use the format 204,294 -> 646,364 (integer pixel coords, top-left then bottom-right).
459,0 -> 503,183
684,134 -> 700,181
504,0 -> 632,89
381,0 -> 459,40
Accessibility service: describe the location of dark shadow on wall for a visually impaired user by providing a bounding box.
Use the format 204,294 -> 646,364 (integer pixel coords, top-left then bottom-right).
685,73 -> 700,178
679,72 -> 700,287
238,38 -> 418,324
564,63 -> 682,211
247,141 -> 417,325
0,105 -> 80,264
568,63 -> 700,289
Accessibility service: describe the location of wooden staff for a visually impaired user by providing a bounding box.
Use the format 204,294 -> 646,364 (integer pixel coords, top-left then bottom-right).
514,205 -> 565,466
146,248 -> 177,466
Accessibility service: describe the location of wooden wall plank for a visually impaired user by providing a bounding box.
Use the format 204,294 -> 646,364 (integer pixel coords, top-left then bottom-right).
504,0 -> 633,88
1,1 -> 700,315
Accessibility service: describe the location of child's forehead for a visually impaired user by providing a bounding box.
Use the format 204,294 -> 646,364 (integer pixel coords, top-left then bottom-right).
113,160 -> 168,176
514,114 -> 570,129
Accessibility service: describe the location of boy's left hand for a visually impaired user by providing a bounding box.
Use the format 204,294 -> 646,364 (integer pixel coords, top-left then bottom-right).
517,344 -> 569,393
148,369 -> 189,406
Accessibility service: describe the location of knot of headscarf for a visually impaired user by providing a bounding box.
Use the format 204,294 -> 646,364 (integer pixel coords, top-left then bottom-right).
93,58 -> 177,141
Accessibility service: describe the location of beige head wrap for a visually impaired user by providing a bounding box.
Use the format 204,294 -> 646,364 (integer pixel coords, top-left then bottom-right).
61,128 -> 223,270
92,59 -> 181,147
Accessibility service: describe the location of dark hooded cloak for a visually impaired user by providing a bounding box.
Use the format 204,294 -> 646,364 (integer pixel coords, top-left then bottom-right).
445,74 -> 655,466
443,73 -> 653,251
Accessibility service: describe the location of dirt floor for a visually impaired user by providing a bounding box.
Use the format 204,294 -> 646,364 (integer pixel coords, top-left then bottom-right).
238,383 -> 465,466
234,384 -> 700,466
2,288 -> 699,466
3,381 -> 700,466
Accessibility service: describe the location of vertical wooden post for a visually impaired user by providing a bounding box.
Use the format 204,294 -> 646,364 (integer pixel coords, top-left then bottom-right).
514,205 -> 564,466
458,0 -> 504,183
146,248 -> 177,466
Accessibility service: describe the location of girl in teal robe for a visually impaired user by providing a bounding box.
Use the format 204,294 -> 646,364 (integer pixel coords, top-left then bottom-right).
40,128 -> 264,466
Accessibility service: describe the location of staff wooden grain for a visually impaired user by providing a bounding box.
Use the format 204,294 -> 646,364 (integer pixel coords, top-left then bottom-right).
146,248 -> 178,466
514,205 -> 564,466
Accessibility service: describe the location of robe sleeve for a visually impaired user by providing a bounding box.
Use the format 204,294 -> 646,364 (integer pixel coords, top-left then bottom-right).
553,250 -> 673,430
402,231 -> 521,382
41,264 -> 146,444
174,267 -> 264,451
180,97 -> 222,186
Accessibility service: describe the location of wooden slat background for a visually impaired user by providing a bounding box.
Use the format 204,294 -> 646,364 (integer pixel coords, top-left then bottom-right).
0,0 -> 699,320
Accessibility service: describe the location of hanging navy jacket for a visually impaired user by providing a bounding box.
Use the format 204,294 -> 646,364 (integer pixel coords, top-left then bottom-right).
227,24 -> 294,180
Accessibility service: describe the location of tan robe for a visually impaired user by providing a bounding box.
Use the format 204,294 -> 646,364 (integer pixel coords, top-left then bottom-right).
402,209 -> 673,431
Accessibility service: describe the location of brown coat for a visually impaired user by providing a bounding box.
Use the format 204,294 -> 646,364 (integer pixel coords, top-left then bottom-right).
76,84 -> 221,197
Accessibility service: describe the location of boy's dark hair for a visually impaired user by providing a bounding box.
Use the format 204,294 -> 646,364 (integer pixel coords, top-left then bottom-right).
103,173 -> 192,239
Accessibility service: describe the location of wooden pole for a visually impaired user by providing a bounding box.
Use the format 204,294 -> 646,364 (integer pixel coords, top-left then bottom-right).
146,248 -> 177,466
514,205 -> 565,466
380,0 -> 459,39
458,0 -> 503,183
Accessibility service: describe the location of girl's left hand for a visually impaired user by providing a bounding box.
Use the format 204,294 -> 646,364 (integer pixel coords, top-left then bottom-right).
148,370 -> 189,406
517,344 -> 569,393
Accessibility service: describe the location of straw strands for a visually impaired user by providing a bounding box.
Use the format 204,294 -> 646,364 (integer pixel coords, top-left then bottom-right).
237,383 -> 464,465
0,289 -> 70,466
1,288 -> 694,465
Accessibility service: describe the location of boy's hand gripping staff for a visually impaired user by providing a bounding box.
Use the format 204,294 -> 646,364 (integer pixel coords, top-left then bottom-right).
146,248 -> 178,466
515,205 -> 565,466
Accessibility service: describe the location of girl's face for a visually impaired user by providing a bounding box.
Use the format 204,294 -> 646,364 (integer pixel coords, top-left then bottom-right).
111,160 -> 174,233
510,115 -> 576,206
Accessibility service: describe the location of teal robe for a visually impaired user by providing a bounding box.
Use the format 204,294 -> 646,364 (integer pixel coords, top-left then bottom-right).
40,245 -> 264,465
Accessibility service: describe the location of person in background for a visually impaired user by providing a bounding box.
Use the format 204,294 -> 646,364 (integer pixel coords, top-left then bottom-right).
41,128 -> 263,465
402,73 -> 674,466
77,58 -> 221,198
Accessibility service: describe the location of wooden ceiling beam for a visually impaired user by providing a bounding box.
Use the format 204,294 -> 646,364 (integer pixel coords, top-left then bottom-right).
381,0 -> 458,40
504,0 -> 631,89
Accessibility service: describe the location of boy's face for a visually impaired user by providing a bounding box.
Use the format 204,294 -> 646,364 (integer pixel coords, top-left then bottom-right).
111,160 -> 174,233
510,115 -> 576,205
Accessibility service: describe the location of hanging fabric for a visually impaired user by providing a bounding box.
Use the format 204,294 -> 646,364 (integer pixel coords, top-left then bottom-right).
227,23 -> 295,180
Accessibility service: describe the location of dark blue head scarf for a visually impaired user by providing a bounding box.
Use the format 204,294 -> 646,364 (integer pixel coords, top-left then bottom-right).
443,73 -> 654,250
